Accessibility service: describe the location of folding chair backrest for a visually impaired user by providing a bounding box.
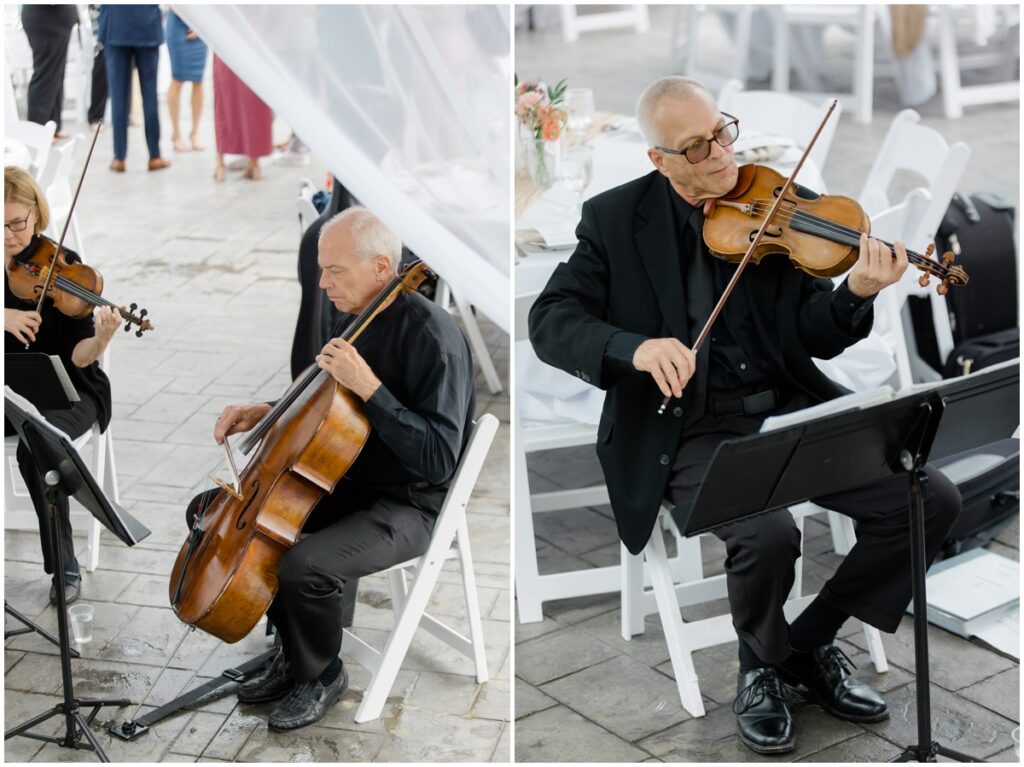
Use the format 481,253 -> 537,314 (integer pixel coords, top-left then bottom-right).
718,79 -> 842,174
857,109 -> 971,250
436,413 -> 499,520
39,134 -> 81,210
6,119 -> 56,181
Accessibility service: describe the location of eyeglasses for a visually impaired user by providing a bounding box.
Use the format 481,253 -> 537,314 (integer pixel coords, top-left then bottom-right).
655,113 -> 740,164
4,207 -> 35,233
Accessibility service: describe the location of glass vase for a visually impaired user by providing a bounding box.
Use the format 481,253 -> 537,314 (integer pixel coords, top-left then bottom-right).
526,134 -> 560,189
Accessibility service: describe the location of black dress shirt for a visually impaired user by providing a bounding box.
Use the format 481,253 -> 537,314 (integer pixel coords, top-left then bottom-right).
336,291 -> 476,490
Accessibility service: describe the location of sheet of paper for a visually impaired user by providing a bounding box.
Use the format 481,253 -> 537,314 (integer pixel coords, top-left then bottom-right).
926,550 -> 1019,621
972,603 -> 1020,659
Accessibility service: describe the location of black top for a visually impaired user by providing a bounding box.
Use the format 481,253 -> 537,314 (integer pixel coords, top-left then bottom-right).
4,237 -> 112,430
529,170 -> 876,554
336,291 -> 476,490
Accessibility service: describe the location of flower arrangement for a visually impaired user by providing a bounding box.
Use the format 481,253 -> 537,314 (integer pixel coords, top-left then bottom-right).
515,76 -> 568,187
515,77 -> 568,142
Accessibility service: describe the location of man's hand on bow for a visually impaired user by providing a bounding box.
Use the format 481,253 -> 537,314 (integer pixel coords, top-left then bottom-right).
633,337 -> 696,399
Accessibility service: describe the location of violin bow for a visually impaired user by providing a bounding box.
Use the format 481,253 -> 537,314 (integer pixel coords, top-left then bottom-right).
31,122 -> 104,320
657,100 -> 839,415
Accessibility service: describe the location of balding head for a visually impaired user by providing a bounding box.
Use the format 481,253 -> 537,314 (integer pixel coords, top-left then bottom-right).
319,207 -> 403,272
635,76 -> 714,148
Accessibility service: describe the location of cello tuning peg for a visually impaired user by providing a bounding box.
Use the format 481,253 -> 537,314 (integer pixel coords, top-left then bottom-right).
924,243 -> 935,258
918,274 -> 930,288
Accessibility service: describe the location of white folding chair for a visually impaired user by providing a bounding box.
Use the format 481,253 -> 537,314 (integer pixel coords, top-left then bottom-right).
5,347 -> 119,573
559,4 -> 649,43
771,5 -> 879,125
40,134 -> 86,255
6,119 -> 57,181
933,5 -> 1019,119
674,6 -> 757,85
718,79 -> 842,175
341,413 -> 497,723
434,280 -> 503,395
621,503 -> 889,718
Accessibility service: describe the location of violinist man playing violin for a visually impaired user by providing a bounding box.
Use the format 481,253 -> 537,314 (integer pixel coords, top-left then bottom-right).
529,77 -> 961,755
185,207 -> 475,732
4,166 -> 122,605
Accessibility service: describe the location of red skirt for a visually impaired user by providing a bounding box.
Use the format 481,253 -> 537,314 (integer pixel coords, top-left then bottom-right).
213,55 -> 273,158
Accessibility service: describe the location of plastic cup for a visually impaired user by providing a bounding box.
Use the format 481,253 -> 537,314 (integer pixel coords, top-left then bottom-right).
68,604 -> 94,643
1012,727 -> 1019,757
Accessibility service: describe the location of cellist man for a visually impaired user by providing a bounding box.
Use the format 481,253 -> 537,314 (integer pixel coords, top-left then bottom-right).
185,207 -> 476,731
528,76 -> 961,755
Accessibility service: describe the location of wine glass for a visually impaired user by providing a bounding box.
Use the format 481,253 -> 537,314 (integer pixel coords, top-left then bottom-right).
560,143 -> 593,217
565,88 -> 595,135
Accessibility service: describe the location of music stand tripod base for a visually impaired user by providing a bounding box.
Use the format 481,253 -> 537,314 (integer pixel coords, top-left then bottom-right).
4,479 -> 130,762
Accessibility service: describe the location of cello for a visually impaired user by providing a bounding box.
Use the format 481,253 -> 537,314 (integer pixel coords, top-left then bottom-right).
169,261 -> 429,642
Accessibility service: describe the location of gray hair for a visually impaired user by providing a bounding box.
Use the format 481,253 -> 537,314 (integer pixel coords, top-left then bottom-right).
635,76 -> 712,148
320,206 -> 403,271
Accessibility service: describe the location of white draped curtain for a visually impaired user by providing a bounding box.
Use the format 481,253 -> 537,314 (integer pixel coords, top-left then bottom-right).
177,4 -> 510,332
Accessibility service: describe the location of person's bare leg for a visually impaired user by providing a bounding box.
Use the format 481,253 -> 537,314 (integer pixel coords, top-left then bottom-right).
242,157 -> 262,180
168,80 -> 189,151
189,82 -> 205,150
213,152 -> 226,181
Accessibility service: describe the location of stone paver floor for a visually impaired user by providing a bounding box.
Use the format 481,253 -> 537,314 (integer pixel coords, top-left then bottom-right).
5,93 -> 510,762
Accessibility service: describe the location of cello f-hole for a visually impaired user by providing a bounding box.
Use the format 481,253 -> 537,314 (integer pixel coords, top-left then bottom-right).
235,479 -> 261,530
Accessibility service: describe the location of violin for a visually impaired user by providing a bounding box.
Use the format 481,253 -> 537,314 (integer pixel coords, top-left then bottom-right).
6,235 -> 153,335
702,164 -> 969,294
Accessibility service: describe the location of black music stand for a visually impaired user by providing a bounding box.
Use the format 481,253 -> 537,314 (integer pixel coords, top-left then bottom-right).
677,361 -> 1019,763
4,388 -> 150,762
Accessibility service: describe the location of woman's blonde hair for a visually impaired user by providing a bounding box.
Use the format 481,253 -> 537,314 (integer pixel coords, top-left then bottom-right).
4,166 -> 49,234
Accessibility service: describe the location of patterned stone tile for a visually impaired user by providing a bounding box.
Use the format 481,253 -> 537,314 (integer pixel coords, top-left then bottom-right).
515,704 -> 648,762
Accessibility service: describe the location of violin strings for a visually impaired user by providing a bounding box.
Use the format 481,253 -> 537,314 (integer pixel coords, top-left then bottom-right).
740,200 -> 948,275
52,275 -> 134,318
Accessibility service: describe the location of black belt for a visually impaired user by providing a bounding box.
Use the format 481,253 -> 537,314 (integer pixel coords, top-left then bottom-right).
707,387 -> 781,417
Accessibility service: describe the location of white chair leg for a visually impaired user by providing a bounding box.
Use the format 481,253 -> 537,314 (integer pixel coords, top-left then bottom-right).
620,543 -> 645,639
514,422 -> 544,623
861,623 -> 889,673
354,540 -> 450,723
790,514 -> 805,601
451,291 -> 502,395
937,7 -> 964,119
828,511 -> 855,556
457,516 -> 489,682
646,528 -> 705,718
388,568 -> 408,614
853,6 -> 875,124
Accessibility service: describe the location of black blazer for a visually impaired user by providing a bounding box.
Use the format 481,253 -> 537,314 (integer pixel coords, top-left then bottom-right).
529,171 -> 872,554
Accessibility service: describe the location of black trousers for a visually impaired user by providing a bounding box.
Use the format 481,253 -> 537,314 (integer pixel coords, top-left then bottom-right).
666,409 -> 961,665
185,479 -> 438,681
88,47 -> 108,125
7,397 -> 98,578
22,7 -> 77,131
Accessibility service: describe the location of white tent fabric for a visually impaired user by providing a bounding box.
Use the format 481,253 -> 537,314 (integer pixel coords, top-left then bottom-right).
177,4 -> 510,332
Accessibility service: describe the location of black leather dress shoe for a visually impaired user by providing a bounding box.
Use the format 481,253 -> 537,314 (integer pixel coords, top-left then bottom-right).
237,649 -> 296,703
779,644 -> 889,723
733,666 -> 795,754
268,663 -> 349,731
49,572 -> 81,606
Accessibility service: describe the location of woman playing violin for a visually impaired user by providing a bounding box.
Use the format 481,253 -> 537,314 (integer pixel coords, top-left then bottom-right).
528,76 -> 961,756
4,166 -> 120,604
